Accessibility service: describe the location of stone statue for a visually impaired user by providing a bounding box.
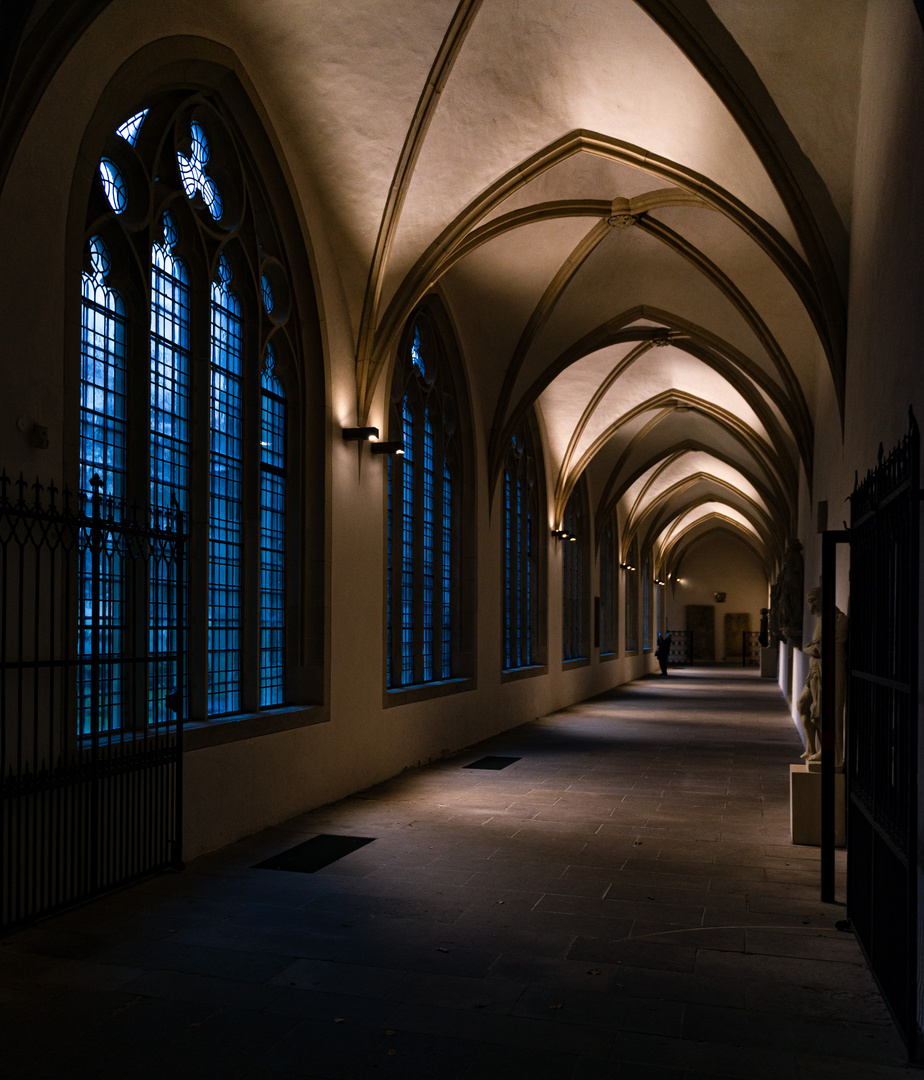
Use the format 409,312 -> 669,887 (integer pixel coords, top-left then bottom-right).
797,586 -> 848,766
777,538 -> 804,646
768,579 -> 782,643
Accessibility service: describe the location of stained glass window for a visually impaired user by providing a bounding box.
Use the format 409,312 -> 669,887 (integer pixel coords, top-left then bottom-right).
387,313 -> 460,690
260,346 -> 286,707
600,520 -> 617,655
208,255 -> 243,715
177,121 -> 222,220
99,158 -> 127,214
116,109 -> 148,146
562,486 -> 585,661
150,211 -> 190,725
625,537 -> 639,652
78,235 -> 127,734
642,555 -> 652,650
503,423 -> 539,669
78,101 -> 300,730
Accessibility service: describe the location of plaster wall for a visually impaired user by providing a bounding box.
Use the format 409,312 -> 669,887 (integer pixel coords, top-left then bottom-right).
664,534 -> 768,660
0,12 -> 654,862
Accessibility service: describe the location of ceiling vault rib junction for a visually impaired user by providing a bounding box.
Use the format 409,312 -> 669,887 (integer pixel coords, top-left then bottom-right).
633,0 -> 848,419
554,388 -> 795,524
363,131 -> 834,419
597,443 -> 792,550
628,473 -> 782,562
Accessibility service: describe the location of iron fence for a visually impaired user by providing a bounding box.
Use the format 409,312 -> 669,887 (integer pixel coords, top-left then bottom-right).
846,412 -> 920,1058
1,471 -> 184,931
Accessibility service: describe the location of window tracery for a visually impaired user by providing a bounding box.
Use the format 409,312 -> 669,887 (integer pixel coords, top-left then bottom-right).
503,422 -> 539,669
386,310 -> 464,690
78,93 -> 304,727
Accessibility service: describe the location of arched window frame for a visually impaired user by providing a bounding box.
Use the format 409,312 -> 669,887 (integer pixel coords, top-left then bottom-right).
385,302 -> 474,702
625,536 -> 640,654
642,553 -> 653,651
502,415 -> 546,673
599,516 -> 619,657
70,77 -> 325,744
562,481 -> 589,663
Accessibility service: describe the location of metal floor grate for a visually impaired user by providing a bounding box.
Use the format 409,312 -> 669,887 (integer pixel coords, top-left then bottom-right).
254,834 -> 375,873
463,756 -> 521,770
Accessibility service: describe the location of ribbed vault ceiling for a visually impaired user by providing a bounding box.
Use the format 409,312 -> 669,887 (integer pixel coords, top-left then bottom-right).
136,0 -> 864,574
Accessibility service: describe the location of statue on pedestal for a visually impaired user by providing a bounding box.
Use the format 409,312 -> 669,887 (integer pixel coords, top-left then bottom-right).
778,538 -> 805,646
797,586 -> 848,766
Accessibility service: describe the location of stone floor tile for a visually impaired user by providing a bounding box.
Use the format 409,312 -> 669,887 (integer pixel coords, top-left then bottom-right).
2,668 -> 915,1078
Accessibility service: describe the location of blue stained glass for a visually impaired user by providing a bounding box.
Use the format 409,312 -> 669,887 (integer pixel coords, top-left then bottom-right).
504,470 -> 512,667
260,345 -> 286,707
261,273 -> 274,314
386,454 -> 393,687
78,235 -> 128,735
625,539 -> 639,653
401,399 -> 414,685
562,492 -> 583,660
150,212 -> 190,725
177,121 -> 223,221
422,413 -> 434,681
208,254 -> 243,715
116,109 -> 148,146
441,460 -> 451,678
526,508 -> 532,666
600,524 -> 614,654
99,158 -> 127,214
411,325 -> 424,377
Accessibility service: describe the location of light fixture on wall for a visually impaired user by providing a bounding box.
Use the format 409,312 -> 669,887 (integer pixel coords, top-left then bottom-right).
370,440 -> 404,456
341,426 -> 379,442
619,562 -> 636,571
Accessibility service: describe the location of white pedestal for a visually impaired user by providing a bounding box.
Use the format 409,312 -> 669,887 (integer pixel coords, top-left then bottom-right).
789,763 -> 846,847
760,646 -> 778,678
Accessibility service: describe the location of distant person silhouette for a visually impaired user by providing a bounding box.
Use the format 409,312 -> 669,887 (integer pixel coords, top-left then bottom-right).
655,632 -> 671,676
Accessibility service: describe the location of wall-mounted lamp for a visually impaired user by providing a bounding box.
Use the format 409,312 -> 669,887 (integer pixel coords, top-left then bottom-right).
370,440 -> 404,456
342,426 -> 379,442
619,562 -> 636,571
551,529 -> 577,541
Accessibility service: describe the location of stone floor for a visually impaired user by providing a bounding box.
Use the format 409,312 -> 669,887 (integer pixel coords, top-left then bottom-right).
2,668 -> 920,1079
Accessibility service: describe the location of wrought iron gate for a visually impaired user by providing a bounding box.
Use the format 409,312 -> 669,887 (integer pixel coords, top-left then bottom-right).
1,472 -> 184,932
847,413 -> 920,1058
667,629 -> 692,665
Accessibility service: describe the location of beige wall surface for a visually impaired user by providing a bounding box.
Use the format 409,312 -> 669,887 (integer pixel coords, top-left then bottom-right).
0,12 -> 657,860
664,535 -> 768,661
2,1 -> 922,861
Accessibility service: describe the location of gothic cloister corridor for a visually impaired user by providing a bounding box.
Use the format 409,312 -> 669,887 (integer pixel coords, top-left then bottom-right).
1,669 -> 913,1079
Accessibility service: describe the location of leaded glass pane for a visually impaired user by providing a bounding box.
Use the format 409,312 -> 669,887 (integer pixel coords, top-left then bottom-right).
401,399 -> 414,685
116,109 -> 148,146
78,236 -> 128,734
208,256 -> 243,715
441,459 -> 451,678
177,121 -> 223,220
99,158 -> 127,214
260,346 -> 286,707
150,214 -> 190,725
422,413 -> 434,681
